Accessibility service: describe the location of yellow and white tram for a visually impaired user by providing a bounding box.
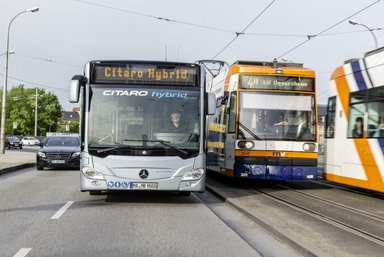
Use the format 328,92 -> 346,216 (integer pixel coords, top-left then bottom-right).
207,60 -> 318,180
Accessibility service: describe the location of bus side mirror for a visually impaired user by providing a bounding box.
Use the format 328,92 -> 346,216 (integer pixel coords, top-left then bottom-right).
207,92 -> 216,115
69,75 -> 85,103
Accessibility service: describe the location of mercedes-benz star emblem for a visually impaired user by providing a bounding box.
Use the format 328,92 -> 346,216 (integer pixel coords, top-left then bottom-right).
139,169 -> 149,179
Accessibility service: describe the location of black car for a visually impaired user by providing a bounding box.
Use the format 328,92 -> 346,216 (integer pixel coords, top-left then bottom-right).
5,136 -> 23,149
36,135 -> 80,170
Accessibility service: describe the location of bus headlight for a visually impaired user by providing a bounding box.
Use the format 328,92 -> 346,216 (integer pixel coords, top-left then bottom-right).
238,141 -> 255,149
303,143 -> 316,152
82,167 -> 104,180
182,168 -> 204,181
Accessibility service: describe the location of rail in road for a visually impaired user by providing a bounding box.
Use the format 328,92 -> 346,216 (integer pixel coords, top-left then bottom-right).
206,174 -> 384,257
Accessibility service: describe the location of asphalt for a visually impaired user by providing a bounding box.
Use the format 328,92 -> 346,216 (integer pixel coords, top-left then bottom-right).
0,147 -> 36,175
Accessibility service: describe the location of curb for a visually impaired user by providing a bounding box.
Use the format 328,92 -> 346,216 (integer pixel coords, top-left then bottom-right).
0,163 -> 35,176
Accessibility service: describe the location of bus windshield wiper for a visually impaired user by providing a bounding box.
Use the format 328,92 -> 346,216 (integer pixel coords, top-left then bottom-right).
123,138 -> 189,156
91,144 -> 133,154
237,121 -> 261,140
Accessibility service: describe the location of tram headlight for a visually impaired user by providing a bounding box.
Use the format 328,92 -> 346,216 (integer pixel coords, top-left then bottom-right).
303,143 -> 316,152
238,141 -> 255,149
182,168 -> 204,181
82,167 -> 104,180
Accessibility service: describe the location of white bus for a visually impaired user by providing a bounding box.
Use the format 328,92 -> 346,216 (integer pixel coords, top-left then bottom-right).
69,61 -> 215,195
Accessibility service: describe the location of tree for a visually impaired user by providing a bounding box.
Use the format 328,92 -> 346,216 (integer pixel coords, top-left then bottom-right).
2,85 -> 63,136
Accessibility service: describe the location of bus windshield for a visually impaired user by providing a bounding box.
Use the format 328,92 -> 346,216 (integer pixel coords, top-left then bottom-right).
238,92 -> 316,141
88,87 -> 200,156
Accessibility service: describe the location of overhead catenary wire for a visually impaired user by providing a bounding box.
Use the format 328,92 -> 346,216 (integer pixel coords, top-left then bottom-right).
75,0 -> 384,39
276,0 -> 383,59
211,0 -> 276,59
14,53 -> 83,68
74,0 -> 237,34
0,74 -> 69,92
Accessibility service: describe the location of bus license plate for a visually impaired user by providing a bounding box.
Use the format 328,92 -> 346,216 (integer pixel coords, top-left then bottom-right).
129,182 -> 158,190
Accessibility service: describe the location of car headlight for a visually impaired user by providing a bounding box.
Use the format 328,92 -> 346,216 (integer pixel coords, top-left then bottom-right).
82,167 -> 105,180
72,152 -> 81,158
37,152 -> 46,158
181,168 -> 205,181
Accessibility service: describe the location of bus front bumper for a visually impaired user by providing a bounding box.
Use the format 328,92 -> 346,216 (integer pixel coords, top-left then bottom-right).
80,174 -> 206,193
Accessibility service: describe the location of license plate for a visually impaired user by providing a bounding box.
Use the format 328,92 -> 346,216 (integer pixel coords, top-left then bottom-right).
52,160 -> 66,164
129,182 -> 158,190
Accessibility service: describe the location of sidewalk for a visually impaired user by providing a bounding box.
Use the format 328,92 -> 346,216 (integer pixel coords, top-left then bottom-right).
0,148 -> 36,175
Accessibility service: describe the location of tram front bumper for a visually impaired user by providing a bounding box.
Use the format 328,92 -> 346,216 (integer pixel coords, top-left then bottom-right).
234,163 -> 317,180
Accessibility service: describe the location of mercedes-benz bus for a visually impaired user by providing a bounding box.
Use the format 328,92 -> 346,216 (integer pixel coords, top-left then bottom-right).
69,61 -> 215,195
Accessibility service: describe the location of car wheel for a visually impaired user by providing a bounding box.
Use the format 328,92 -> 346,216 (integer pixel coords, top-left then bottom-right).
20,146 -> 23,149
37,164 -> 44,170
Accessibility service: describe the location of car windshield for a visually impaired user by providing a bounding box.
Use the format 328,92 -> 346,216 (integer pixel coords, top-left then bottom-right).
8,137 -> 19,142
46,137 -> 80,147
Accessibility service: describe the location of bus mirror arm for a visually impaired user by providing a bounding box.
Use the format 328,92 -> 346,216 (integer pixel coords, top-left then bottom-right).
69,75 -> 86,103
207,92 -> 216,115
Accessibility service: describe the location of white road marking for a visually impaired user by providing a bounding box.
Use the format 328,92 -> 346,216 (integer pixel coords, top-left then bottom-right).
51,201 -> 74,219
14,248 -> 32,257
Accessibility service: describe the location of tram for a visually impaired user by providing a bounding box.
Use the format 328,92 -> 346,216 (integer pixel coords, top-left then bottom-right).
207,60 -> 318,180
325,47 -> 384,192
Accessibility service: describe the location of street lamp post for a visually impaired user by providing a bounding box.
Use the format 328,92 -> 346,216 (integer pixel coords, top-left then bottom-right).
34,87 -> 38,137
349,20 -> 379,49
0,7 -> 39,154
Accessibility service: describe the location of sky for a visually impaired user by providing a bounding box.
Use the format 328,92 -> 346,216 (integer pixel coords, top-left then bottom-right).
1,0 -> 383,111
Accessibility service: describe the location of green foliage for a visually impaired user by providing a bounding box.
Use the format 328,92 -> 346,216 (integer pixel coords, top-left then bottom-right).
1,84 -> 63,136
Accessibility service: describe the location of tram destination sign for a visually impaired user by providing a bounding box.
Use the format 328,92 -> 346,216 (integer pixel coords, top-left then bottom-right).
91,62 -> 198,86
240,75 -> 314,91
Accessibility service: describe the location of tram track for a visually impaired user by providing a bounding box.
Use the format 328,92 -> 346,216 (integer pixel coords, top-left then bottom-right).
256,184 -> 384,247
206,174 -> 384,256
276,184 -> 384,222
311,180 -> 384,199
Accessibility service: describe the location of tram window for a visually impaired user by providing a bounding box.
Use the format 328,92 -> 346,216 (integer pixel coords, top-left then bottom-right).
228,92 -> 237,133
325,97 -> 336,138
348,92 -> 365,138
367,87 -> 384,138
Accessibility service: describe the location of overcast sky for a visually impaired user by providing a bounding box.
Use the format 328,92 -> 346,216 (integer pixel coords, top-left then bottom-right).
1,0 -> 383,110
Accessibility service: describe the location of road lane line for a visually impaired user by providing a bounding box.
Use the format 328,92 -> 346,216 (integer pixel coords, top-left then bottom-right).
51,201 -> 74,219
14,248 -> 32,257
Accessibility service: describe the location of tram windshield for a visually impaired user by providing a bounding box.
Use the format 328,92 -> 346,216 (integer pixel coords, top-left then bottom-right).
238,92 -> 316,141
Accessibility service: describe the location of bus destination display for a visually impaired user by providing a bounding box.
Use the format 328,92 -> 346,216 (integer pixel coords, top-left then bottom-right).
240,75 -> 314,91
91,62 -> 198,86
